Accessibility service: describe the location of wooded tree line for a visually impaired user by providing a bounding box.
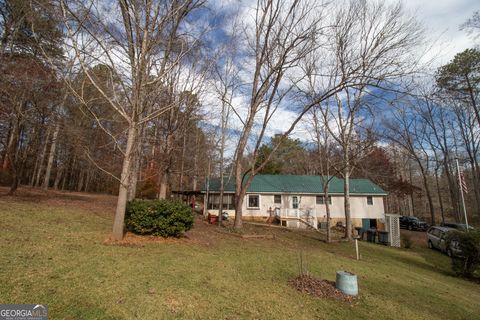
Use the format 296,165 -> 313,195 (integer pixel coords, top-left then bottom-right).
0,0 -> 478,240
0,0 -> 223,239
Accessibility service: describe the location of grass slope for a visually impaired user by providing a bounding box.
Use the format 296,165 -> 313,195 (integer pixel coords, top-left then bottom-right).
0,191 -> 479,319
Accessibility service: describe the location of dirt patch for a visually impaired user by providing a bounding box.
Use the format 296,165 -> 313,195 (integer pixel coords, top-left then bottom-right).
103,232 -> 193,247
102,216 -> 226,247
401,229 -> 427,248
288,274 -> 355,303
164,296 -> 181,314
214,226 -> 276,239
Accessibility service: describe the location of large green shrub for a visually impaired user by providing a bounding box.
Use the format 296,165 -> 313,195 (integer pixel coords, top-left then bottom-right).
125,199 -> 194,237
446,230 -> 480,278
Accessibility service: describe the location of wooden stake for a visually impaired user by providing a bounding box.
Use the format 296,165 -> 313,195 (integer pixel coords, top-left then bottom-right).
355,238 -> 360,260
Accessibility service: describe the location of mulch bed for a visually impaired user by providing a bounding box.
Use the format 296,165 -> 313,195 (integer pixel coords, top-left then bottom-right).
288,274 -> 355,303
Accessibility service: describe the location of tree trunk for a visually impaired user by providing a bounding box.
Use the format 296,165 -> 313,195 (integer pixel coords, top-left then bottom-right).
419,165 -> 435,225
77,170 -> 84,192
158,133 -> 173,200
61,168 -> 67,190
83,169 -> 91,192
6,116 -> 21,195
112,124 -> 136,241
158,171 -> 168,199
128,125 -> 144,201
218,186 -> 224,227
471,162 -> 480,218
434,168 -> 445,225
65,155 -> 76,191
234,180 -> 246,229
218,100 -> 228,227
179,128 -> 187,192
8,165 -> 19,195
127,154 -> 139,201
444,161 -> 460,218
233,119 -> 256,228
43,122 -> 60,190
1,120 -> 13,167
408,161 -> 415,216
30,154 -> 39,187
34,127 -> 51,187
324,182 -> 331,243
28,126 -> 39,186
218,154 -> 225,227
203,159 -> 211,217
7,127 -> 24,195
344,168 -> 352,240
192,133 -> 199,191
2,116 -> 19,170
54,165 -> 63,190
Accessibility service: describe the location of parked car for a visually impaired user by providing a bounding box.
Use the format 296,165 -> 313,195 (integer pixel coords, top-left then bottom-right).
427,226 -> 462,257
440,222 -> 475,231
399,216 -> 429,231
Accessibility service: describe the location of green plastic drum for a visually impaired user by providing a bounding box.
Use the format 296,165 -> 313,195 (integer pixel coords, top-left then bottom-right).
336,271 -> 358,296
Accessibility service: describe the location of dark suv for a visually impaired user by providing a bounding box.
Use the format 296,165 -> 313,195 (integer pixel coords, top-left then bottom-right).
399,216 -> 429,231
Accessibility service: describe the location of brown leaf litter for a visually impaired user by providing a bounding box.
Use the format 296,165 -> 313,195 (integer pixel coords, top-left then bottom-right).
288,274 -> 356,303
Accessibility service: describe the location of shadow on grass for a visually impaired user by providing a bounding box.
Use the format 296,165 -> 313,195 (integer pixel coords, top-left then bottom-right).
363,271 -> 479,319
371,242 -> 454,278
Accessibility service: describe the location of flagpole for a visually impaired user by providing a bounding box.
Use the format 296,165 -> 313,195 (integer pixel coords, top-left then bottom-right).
455,158 -> 469,231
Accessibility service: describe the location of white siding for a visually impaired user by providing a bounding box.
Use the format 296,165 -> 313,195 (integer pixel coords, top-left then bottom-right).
241,193 -> 384,219
205,193 -> 385,220
242,194 -> 276,216
314,195 -> 384,219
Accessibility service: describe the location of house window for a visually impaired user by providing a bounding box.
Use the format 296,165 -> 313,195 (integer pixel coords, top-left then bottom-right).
248,195 -> 260,209
222,194 -> 235,210
209,194 -> 219,210
316,195 -> 332,205
274,195 -> 281,204
367,196 -> 373,205
292,196 -> 299,209
207,194 -> 235,210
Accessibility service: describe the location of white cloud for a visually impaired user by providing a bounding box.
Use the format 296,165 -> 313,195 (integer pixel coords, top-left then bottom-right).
401,0 -> 479,65
204,0 -> 480,151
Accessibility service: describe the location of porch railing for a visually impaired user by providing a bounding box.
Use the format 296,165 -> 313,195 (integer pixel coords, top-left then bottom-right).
275,208 -> 318,230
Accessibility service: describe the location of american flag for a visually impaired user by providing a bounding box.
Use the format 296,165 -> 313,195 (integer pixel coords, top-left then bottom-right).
459,170 -> 468,194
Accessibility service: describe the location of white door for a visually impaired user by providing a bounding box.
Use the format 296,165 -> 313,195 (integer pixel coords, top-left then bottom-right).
289,196 -> 299,217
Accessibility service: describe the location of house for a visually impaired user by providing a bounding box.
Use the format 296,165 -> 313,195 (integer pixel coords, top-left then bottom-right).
203,175 -> 387,229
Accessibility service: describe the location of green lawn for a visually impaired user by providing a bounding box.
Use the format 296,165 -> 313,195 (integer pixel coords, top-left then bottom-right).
0,191 -> 479,319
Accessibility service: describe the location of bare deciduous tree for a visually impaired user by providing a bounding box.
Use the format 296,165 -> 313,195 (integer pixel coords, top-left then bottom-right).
59,0 -> 205,240
231,0 -> 326,228
301,0 -> 424,239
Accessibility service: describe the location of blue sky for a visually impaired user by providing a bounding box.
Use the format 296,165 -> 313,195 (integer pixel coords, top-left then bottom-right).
197,0 -> 480,156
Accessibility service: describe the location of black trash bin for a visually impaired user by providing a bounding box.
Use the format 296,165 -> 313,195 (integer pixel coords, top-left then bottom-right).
366,229 -> 377,243
377,231 -> 389,245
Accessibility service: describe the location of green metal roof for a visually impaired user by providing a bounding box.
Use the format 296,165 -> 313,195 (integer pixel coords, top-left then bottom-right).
203,175 -> 386,195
